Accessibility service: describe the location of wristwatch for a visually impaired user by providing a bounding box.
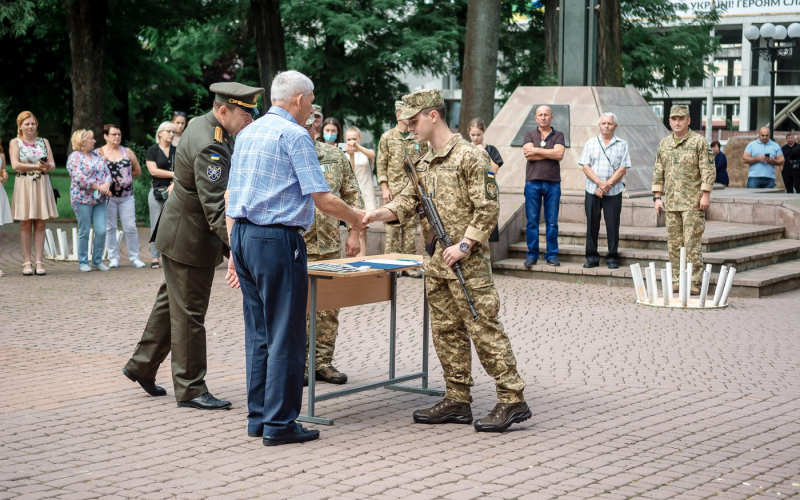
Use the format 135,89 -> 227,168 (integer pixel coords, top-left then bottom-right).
653,196 -> 662,202
459,241 -> 469,253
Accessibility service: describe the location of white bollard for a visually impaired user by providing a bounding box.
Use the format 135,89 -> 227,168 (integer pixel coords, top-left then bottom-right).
665,262 -> 673,302
720,267 -> 737,306
686,262 -> 693,293
649,262 -> 658,303
44,228 -> 55,259
713,265 -> 729,306
57,228 -> 69,260
89,228 -> 94,256
661,268 -> 670,306
71,227 -> 79,261
631,263 -> 647,304
699,264 -> 712,308
679,247 -> 687,281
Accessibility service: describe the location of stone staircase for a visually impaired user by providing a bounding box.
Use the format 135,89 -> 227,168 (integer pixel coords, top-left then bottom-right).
493,221 -> 800,298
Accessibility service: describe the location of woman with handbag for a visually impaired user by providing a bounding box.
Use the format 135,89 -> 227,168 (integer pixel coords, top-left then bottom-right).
145,122 -> 176,269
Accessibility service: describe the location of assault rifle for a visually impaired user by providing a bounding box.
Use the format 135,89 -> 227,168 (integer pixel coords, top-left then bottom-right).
402,156 -> 478,321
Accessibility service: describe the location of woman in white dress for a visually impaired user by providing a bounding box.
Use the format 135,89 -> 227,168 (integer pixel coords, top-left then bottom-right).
345,126 -> 376,257
0,140 -> 14,277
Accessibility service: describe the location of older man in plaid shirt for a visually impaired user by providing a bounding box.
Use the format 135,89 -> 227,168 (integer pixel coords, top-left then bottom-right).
578,112 -> 631,269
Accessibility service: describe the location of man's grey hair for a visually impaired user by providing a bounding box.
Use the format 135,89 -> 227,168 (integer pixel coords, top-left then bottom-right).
270,70 -> 314,103
600,112 -> 618,125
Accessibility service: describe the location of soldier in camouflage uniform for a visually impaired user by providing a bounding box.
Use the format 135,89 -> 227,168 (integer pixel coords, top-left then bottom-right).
652,105 -> 715,293
302,113 -> 365,385
376,100 -> 429,277
364,89 -> 530,433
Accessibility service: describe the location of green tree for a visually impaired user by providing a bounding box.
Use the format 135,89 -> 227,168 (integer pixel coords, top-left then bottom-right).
496,2 -> 549,101
622,0 -> 721,98
281,0 -> 463,140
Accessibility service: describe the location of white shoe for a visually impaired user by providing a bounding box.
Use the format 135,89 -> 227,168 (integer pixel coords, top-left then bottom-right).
80,264 -> 92,273
94,263 -> 110,272
131,258 -> 146,268
109,258 -> 120,268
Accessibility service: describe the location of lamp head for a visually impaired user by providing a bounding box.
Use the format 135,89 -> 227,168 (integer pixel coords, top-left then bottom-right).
760,23 -> 776,39
744,25 -> 761,41
788,23 -> 800,39
773,25 -> 788,41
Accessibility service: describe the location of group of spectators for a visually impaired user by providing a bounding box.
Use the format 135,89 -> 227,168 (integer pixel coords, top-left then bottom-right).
0,110 -> 187,275
712,127 -> 799,193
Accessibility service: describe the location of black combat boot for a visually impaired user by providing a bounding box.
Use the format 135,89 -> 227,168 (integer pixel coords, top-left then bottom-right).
473,402 -> 531,432
412,398 -> 473,424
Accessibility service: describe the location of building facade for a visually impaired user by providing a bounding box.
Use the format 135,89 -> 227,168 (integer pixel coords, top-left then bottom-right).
647,2 -> 800,135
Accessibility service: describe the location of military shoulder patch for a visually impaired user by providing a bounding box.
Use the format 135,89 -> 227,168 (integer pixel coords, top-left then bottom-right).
707,148 -> 714,165
207,164 -> 222,181
485,170 -> 498,200
210,153 -> 220,161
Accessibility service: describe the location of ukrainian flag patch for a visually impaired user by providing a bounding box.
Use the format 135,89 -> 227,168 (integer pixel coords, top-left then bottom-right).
210,153 -> 220,161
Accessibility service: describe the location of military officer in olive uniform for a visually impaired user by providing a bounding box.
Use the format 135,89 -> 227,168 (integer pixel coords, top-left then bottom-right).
376,100 -> 429,277
123,82 -> 264,410
302,112 -> 364,386
652,105 -> 715,294
364,89 -> 530,433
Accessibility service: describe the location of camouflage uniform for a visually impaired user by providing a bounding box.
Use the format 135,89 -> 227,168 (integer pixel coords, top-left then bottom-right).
652,111 -> 715,285
376,122 -> 429,254
305,141 -> 364,368
384,125 -> 525,405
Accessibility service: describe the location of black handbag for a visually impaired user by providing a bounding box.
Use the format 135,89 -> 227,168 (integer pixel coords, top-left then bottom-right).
152,146 -> 175,201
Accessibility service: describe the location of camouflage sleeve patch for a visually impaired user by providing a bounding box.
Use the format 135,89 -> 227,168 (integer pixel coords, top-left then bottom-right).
485,170 -> 498,200
707,149 -> 714,166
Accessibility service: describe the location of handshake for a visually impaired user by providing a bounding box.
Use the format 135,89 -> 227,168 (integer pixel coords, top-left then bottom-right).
348,208 -> 387,232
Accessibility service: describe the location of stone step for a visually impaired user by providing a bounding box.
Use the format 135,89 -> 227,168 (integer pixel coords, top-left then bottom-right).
507,239 -> 800,272
521,221 -> 786,252
492,258 -> 800,298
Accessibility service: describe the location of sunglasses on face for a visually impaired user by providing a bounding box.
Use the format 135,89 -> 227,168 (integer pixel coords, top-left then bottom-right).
173,111 -> 187,117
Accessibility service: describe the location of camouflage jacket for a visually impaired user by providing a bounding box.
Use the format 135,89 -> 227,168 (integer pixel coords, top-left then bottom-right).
304,142 -> 364,256
651,131 -> 716,212
376,127 -> 429,195
383,134 -> 499,280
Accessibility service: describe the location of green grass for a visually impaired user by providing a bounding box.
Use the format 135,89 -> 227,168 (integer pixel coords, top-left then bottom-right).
3,167 -> 76,220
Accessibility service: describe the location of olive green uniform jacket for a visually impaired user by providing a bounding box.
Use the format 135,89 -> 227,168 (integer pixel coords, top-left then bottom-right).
152,111 -> 233,268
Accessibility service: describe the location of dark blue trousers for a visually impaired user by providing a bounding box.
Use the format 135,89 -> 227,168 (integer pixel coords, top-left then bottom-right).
231,222 -> 309,437
524,180 -> 561,261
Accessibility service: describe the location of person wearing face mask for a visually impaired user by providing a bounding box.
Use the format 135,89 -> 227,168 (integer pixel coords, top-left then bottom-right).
320,117 -> 343,146
122,82 -> 264,412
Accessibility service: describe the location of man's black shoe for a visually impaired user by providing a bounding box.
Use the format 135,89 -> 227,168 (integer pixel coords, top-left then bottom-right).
176,392 -> 232,410
523,257 -> 537,269
608,263 -> 619,269
263,426 -> 320,446
583,262 -> 599,269
122,367 -> 167,397
546,258 -> 560,267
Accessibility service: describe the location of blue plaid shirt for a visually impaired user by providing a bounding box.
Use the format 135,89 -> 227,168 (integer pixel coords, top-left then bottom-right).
227,106 -> 330,230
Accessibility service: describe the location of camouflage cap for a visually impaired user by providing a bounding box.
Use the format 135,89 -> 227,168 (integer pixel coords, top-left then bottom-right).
306,112 -> 315,126
313,104 -> 323,116
399,89 -> 444,120
670,105 -> 689,118
394,100 -> 404,111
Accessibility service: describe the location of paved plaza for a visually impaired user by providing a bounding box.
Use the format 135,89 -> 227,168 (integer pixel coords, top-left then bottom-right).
1,224 -> 799,500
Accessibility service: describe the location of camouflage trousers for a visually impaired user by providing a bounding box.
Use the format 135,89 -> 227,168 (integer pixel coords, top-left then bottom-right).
425,275 -> 526,404
666,210 -> 705,284
305,251 -> 341,369
385,217 -> 418,254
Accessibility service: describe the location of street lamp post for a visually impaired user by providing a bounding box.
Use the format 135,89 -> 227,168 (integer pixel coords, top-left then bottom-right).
744,22 -> 800,140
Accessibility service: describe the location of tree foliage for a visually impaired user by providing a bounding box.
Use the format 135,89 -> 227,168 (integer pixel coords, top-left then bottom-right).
622,0 -> 720,98
281,0 -> 463,140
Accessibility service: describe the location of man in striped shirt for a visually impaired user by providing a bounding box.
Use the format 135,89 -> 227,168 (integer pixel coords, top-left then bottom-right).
578,112 -> 630,270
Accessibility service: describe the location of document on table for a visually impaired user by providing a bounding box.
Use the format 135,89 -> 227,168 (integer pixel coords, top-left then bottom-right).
361,259 -> 422,266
